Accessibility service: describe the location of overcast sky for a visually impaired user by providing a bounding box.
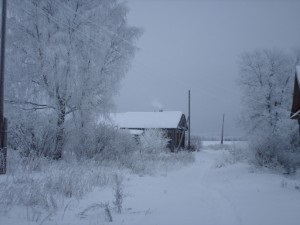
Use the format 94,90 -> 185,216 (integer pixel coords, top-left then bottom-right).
114,0 -> 300,137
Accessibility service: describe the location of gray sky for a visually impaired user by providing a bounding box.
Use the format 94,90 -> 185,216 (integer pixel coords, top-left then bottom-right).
115,0 -> 300,137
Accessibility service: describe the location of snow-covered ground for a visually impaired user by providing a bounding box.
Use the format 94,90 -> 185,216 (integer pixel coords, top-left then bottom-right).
1,142 -> 300,225
114,143 -> 300,225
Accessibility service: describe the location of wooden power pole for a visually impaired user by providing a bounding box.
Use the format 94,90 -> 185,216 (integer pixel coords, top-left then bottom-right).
290,69 -> 300,138
221,114 -> 225,145
188,90 -> 191,149
0,0 -> 7,175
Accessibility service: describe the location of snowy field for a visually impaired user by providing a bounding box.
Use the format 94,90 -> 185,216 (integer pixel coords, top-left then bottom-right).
1,141 -> 300,225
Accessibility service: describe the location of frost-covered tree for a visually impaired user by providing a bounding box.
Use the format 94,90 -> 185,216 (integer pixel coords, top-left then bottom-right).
238,49 -> 300,168
6,0 -> 141,158
238,49 -> 294,132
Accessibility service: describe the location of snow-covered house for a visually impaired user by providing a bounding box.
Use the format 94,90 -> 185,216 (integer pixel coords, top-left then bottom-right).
111,111 -> 188,151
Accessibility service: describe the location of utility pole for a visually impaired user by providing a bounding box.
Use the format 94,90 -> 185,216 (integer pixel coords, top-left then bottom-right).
290,70 -> 300,138
221,114 -> 225,145
188,90 -> 191,150
0,0 -> 7,175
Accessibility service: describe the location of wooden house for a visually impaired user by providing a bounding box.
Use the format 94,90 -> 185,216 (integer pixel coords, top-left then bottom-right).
111,111 -> 188,151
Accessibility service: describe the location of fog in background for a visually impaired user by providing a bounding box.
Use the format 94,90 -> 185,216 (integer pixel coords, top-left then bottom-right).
115,0 -> 300,137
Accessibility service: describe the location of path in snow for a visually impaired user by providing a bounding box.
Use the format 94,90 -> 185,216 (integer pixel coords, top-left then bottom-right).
3,143 -> 300,225
115,145 -> 300,225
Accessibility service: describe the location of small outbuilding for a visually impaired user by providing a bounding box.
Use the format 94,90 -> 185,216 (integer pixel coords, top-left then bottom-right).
111,111 -> 188,151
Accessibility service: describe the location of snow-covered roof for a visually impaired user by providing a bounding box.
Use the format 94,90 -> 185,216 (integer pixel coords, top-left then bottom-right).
128,129 -> 144,135
111,111 -> 185,129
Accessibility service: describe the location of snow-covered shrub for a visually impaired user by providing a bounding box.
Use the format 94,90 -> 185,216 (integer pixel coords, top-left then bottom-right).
6,148 -> 54,175
65,123 -> 139,169
0,150 -> 112,214
92,126 -> 139,170
65,123 -> 117,159
229,144 -> 250,162
248,126 -> 300,173
250,133 -> 282,167
0,174 -> 58,213
102,129 -> 139,164
118,129 -> 196,175
139,129 -> 170,154
8,112 -> 56,159
214,143 -> 250,168
190,135 -> 203,151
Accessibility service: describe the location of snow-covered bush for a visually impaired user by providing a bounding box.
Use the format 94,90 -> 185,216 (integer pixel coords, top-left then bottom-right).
93,126 -> 139,170
116,129 -> 196,175
139,129 -> 170,154
0,150 -> 111,214
238,49 -> 300,171
8,111 -> 57,158
64,123 -> 139,170
101,129 -> 139,164
214,143 -> 250,168
65,123 -> 117,159
190,135 -> 203,151
248,125 -> 300,173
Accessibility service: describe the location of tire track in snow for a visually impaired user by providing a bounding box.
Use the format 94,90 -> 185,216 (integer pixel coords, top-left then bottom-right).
192,150 -> 244,225
124,149 -> 245,225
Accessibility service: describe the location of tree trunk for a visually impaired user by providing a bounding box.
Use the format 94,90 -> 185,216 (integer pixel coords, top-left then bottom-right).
53,93 -> 66,160
53,115 -> 64,160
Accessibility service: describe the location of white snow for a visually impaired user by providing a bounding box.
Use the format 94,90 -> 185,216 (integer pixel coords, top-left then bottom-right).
111,111 -> 184,129
1,142 -> 300,225
114,147 -> 300,225
128,129 -> 144,135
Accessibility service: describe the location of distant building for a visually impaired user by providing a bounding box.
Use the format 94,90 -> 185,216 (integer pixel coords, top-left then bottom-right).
111,111 -> 188,151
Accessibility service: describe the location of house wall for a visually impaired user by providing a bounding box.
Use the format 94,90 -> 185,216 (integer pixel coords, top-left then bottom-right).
166,129 -> 176,151
166,129 -> 185,151
120,112 -> 188,151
